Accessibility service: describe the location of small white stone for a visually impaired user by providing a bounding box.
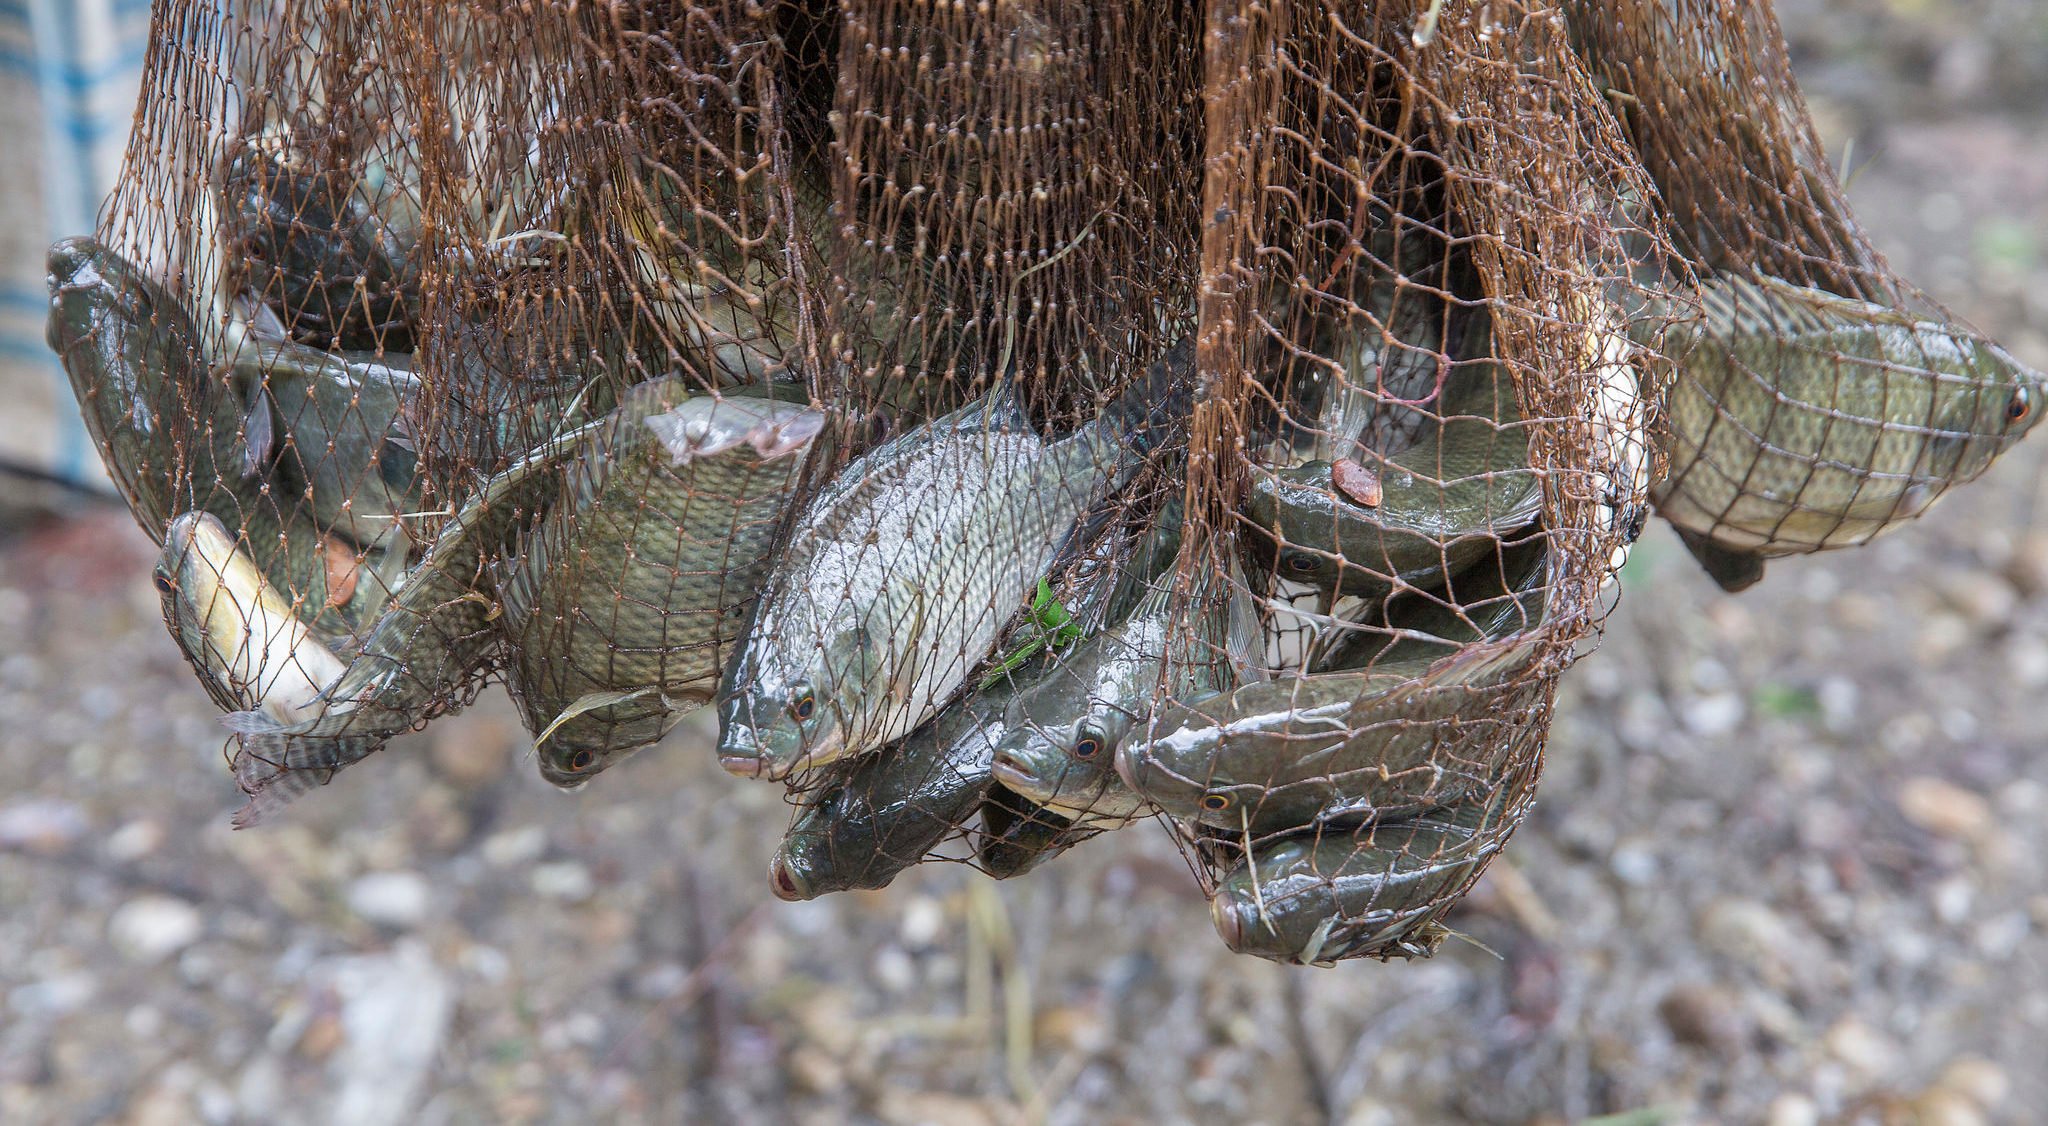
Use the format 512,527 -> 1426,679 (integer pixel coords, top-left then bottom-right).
105,819 -> 165,862
109,896 -> 204,964
901,896 -> 945,947
530,861 -> 594,902
1766,1093 -> 1821,1126
347,871 -> 432,929
1681,692 -> 1745,736
480,826 -> 547,867
1610,841 -> 1660,886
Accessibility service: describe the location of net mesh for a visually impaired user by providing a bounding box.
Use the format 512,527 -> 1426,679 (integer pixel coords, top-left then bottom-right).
44,0 -> 2040,965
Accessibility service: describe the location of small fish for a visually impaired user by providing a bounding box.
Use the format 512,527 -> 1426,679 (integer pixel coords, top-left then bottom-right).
1650,272 -> 2045,590
715,339 -> 1194,780
989,565 -> 1252,824
154,512 -> 351,725
1320,534 -> 1550,671
221,410 -> 614,824
768,679 -> 1023,900
1116,636 -> 1546,835
1247,314 -> 1541,598
1209,789 -> 1520,965
503,385 -> 826,787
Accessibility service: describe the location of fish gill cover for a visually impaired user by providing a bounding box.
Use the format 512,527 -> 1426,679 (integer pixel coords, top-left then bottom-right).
49,0 -> 2042,965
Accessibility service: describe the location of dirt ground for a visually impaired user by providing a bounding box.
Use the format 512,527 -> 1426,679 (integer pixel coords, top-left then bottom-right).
3,4 -> 2047,1123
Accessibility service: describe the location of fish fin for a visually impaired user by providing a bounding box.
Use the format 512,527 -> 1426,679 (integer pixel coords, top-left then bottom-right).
240,384 -> 275,479
534,687 -> 664,747
1674,527 -> 1766,592
230,762 -> 334,828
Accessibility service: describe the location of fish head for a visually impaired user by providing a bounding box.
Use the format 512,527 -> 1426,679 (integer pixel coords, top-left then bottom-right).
533,701 -> 677,789
1113,707 -> 1263,825
1920,339 -> 2048,482
992,692 -> 1135,813
715,610 -> 872,779
46,237 -> 171,424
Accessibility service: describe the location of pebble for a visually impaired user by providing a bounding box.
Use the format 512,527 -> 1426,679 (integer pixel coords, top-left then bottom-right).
531,861 -> 595,902
0,799 -> 87,854
1936,570 -> 2019,626
900,896 -> 945,947
1936,1056 -> 2011,1110
1897,776 -> 1994,842
1610,840 -> 1660,886
1680,693 -> 1745,737
323,941 -> 454,1126
1821,1015 -> 1899,1080
481,826 -> 547,867
109,896 -> 205,964
104,819 -> 165,862
429,710 -> 514,788
1764,1093 -> 1820,1126
7,973 -> 97,1016
1911,1089 -> 1989,1126
1656,983 -> 1747,1057
347,870 -> 432,929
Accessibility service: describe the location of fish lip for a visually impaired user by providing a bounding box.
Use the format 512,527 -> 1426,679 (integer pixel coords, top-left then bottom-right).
717,752 -> 768,780
1210,891 -> 1246,952
767,854 -> 810,901
990,752 -> 1042,794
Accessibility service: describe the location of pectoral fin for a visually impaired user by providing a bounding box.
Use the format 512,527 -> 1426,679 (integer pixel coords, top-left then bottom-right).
1675,527 -> 1766,593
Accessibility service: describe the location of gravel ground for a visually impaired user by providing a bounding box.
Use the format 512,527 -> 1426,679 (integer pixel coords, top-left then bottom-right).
4,5 -> 2047,1123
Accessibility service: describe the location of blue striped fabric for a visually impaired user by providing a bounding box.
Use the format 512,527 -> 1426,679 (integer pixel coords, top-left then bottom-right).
0,0 -> 151,487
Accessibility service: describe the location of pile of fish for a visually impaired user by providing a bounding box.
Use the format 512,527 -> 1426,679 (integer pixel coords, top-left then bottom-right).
46,39 -> 2046,970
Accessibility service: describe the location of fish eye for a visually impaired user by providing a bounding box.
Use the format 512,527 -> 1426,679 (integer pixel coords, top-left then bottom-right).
567,749 -> 595,773
1072,735 -> 1102,760
151,572 -> 176,597
1283,551 -> 1319,574
790,691 -> 817,722
2007,388 -> 2032,423
1200,793 -> 1232,812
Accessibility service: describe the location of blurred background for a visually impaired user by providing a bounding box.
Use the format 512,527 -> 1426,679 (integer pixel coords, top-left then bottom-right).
2,2 -> 2046,1123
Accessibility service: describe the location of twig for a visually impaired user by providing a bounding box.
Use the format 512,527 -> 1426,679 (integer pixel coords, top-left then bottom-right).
1280,967 -> 1336,1126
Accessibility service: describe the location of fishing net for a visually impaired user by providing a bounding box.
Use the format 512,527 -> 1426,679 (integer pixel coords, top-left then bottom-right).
49,0 -> 2039,965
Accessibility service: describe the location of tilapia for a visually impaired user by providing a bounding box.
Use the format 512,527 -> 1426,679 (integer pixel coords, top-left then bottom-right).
1116,636 -> 1547,835
715,339 -> 1194,780
1209,789 -> 1520,965
768,678 -> 1025,900
1648,272 -> 2043,590
502,385 -> 825,787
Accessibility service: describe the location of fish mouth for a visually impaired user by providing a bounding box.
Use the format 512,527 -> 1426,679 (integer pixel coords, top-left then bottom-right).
1210,892 -> 1248,952
717,751 -> 768,779
767,853 -> 811,902
990,752 -> 1043,796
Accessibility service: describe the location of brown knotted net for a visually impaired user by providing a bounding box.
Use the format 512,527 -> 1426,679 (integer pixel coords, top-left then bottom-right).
53,0 -> 2033,965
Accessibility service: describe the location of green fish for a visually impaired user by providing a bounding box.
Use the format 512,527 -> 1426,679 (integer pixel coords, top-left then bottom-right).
224,151 -> 416,351
1246,315 -> 1541,599
715,340 -> 1193,780
1321,534 -> 1550,671
768,678 -> 1025,901
1650,273 -> 2044,591
1115,636 -> 1547,835
47,236 -> 395,647
502,383 -> 826,787
989,564 -> 1252,825
231,337 -> 423,554
1209,789 -> 1519,965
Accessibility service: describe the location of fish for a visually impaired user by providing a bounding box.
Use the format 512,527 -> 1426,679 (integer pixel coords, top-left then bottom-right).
974,785 -> 1089,880
501,384 -> 826,787
1649,272 -> 2045,590
45,235 -> 241,537
715,338 -> 1195,780
989,565 -> 1251,825
230,337 -> 423,553
223,151 -> 417,351
1115,635 -> 1547,835
154,512 -> 352,725
1245,312 -> 1542,599
220,410 -> 614,824
767,678 -> 1025,901
1209,789 -> 1520,965
47,236 -> 397,647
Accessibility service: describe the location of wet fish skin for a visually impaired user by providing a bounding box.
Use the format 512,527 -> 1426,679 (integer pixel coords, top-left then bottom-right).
45,236 -> 238,536
504,385 -> 826,787
1210,790 -> 1518,965
1320,535 -> 1551,672
232,338 -> 423,552
768,679 -> 1024,901
1116,638 -> 1546,836
155,511 -> 352,724
1652,273 -> 2045,587
716,340 -> 1194,781
1246,319 -> 1540,599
